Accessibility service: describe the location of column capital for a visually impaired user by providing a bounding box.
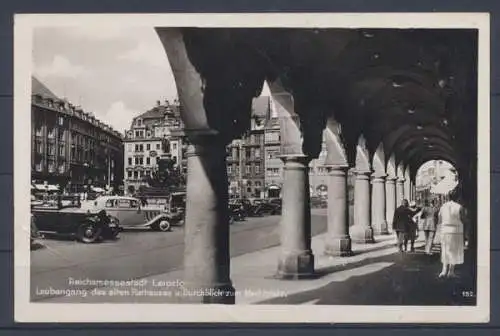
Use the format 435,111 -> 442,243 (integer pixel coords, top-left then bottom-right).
326,165 -> 349,175
371,175 -> 386,183
279,155 -> 312,166
386,176 -> 397,182
354,169 -> 372,177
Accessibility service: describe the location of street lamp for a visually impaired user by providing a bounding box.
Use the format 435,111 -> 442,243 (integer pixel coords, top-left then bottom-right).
83,162 -> 89,193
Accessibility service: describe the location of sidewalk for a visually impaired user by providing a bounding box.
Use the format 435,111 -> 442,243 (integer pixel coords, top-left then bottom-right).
48,229 -> 425,304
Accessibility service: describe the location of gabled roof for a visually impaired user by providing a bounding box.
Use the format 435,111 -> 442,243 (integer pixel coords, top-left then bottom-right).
32,76 -> 59,100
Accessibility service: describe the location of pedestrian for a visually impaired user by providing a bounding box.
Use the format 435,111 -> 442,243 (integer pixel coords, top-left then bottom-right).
407,201 -> 421,252
437,189 -> 467,278
420,199 -> 439,255
392,199 -> 413,252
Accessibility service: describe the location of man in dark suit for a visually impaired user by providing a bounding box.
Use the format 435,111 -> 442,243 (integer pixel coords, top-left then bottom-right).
392,199 -> 413,252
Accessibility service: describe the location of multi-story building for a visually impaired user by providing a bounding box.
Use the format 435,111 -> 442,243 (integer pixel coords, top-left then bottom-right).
123,100 -> 186,194
31,76 -> 124,194
262,95 -> 331,199
227,96 -> 268,198
263,100 -> 282,198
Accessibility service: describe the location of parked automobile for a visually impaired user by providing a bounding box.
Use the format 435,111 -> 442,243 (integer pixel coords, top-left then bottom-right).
228,200 -> 246,224
252,200 -> 282,216
31,195 -> 120,243
92,196 -> 180,232
310,196 -> 328,208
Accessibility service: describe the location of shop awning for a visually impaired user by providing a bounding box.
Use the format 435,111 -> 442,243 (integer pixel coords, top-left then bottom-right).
430,177 -> 458,195
33,184 -> 59,191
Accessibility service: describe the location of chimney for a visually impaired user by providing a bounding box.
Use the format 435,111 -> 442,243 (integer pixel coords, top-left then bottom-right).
156,100 -> 161,107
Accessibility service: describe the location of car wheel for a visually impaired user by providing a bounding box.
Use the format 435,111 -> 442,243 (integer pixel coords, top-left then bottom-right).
77,222 -> 102,243
157,220 -> 171,232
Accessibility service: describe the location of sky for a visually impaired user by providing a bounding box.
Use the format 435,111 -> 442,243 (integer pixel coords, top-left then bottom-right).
32,26 -> 270,134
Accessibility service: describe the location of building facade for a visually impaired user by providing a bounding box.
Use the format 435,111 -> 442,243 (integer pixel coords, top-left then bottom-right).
227,97 -> 267,198
123,100 -> 186,194
31,77 -> 124,193
262,95 -> 332,199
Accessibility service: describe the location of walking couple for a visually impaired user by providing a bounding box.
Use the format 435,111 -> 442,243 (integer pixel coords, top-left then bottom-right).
392,199 -> 420,253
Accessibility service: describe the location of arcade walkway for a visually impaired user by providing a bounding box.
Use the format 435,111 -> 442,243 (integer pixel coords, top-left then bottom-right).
153,27 -> 478,303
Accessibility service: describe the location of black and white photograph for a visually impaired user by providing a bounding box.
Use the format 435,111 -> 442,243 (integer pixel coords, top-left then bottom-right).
14,13 -> 490,323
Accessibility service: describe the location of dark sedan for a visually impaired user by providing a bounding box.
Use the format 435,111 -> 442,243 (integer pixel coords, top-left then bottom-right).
31,195 -> 120,243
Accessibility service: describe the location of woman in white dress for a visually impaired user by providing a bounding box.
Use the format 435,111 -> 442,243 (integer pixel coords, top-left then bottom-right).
437,189 -> 467,278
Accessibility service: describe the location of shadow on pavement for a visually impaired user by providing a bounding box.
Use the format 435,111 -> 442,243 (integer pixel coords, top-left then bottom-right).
258,247 -> 477,306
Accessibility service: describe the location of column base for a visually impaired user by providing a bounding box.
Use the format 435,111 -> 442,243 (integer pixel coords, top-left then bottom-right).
276,251 -> 315,279
373,221 -> 389,235
178,283 -> 236,304
324,235 -> 353,257
350,225 -> 375,243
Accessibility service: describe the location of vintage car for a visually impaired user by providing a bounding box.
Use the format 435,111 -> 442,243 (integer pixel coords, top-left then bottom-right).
92,196 -> 182,232
31,195 -> 120,243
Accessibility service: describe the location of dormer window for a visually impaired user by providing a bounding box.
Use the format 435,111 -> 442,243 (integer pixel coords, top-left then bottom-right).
137,118 -> 143,126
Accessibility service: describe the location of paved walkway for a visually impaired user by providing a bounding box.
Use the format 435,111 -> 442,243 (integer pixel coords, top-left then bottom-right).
46,225 -> 475,306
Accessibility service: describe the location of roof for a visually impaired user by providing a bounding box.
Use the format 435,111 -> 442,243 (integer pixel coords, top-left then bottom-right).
32,76 -> 59,100
136,104 -> 180,120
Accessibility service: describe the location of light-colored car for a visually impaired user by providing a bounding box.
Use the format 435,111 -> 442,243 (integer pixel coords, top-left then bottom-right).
92,196 -> 173,232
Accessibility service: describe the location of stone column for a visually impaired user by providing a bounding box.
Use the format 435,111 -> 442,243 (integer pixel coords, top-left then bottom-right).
385,177 -> 397,233
183,136 -> 235,303
277,155 -> 315,279
404,177 -> 411,201
324,166 -> 352,256
351,170 -> 375,243
396,177 -> 405,207
371,175 -> 388,235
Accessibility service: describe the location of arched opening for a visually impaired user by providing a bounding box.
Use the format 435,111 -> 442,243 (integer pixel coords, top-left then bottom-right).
415,159 -> 459,205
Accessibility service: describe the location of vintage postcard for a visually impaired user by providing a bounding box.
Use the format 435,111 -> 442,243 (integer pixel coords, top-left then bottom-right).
14,13 -> 490,323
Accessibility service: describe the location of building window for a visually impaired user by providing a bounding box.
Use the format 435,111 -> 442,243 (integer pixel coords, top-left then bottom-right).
227,166 -> 232,174
58,116 -> 64,126
133,171 -> 138,179
35,161 -> 43,172
146,157 -> 150,165
247,188 -> 252,193
146,144 -> 151,150
47,127 -> 55,139
246,165 -> 251,174
128,157 -> 132,165
137,119 -> 142,126
139,144 -> 144,152
156,143 -> 161,150
58,164 -> 65,173
172,143 -> 177,150
255,148 -> 261,158
128,171 -> 132,178
35,140 -> 43,154
47,143 -> 55,156
255,165 -> 260,174
255,181 -> 261,187
58,144 -> 65,156
48,160 -> 55,173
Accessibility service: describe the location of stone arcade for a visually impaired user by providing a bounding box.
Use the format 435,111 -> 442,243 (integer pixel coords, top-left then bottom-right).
155,28 -> 478,304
